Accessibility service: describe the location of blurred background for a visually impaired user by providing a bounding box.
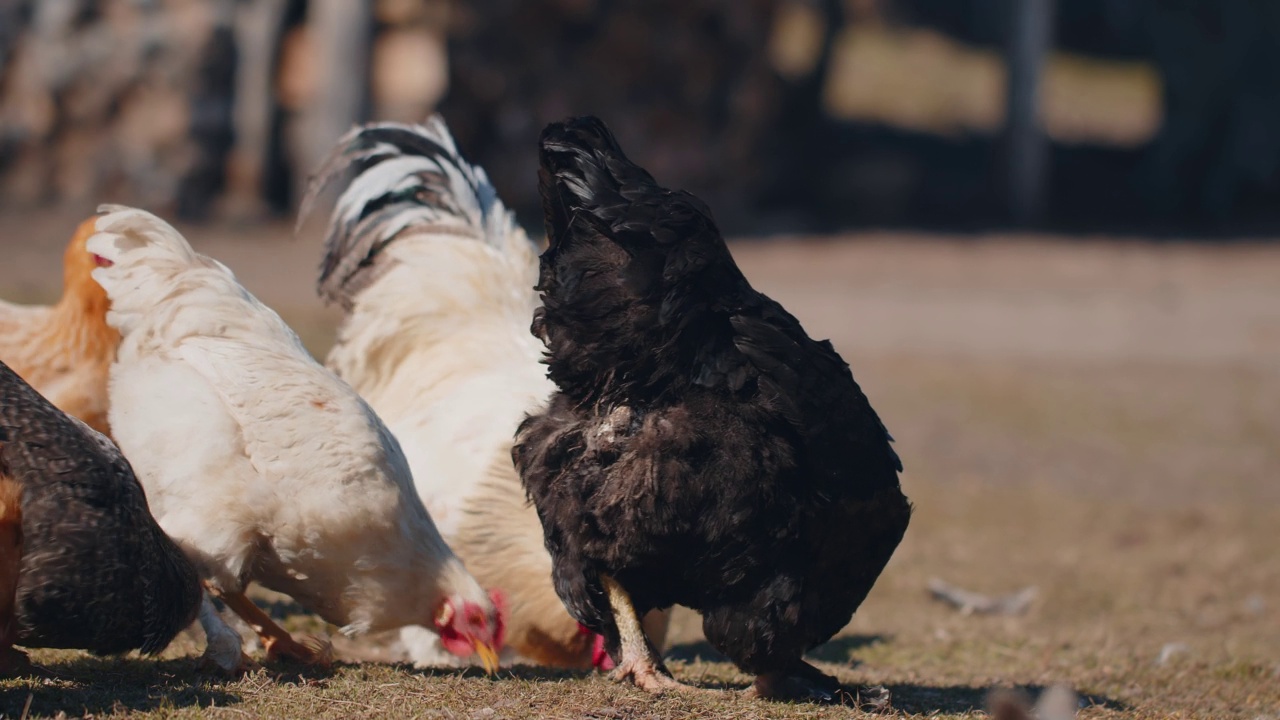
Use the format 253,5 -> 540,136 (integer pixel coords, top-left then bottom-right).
1,0 -> 1279,234
0,2 -> 1277,716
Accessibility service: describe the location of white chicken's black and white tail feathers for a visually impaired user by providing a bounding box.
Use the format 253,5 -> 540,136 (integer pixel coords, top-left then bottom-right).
302,115 -> 529,309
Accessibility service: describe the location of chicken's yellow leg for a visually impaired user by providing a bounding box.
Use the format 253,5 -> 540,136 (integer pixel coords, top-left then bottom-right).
205,583 -> 332,667
601,574 -> 691,693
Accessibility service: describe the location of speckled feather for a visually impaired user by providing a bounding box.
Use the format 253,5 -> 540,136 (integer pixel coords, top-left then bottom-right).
0,360 -> 200,655
303,116 -> 526,310
515,116 -> 912,676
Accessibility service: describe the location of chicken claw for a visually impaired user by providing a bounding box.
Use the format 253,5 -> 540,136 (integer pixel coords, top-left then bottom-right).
744,673 -> 836,703
0,647 -> 50,679
601,574 -> 699,694
197,594 -> 256,676
263,632 -> 334,667
209,585 -> 332,668
744,662 -> 843,703
198,650 -> 262,677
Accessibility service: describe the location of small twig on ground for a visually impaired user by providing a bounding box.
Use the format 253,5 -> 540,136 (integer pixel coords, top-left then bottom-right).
927,578 -> 1038,615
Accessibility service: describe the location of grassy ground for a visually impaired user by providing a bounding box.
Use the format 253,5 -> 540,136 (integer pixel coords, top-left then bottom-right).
0,216 -> 1277,718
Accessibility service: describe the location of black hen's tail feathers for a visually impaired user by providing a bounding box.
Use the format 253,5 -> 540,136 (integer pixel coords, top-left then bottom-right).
537,117 -> 717,252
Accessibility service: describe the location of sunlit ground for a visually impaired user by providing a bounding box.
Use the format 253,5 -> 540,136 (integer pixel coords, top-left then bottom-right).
1,213 -> 1277,718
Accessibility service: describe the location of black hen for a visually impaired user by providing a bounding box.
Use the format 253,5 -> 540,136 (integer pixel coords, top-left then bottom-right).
515,116 -> 912,700
0,360 -> 200,672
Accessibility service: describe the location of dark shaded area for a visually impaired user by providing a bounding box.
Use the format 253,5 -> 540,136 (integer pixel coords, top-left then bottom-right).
0,2 -> 30,73
0,658 -> 241,717
665,639 -> 728,663
439,0 -> 1280,236
2,0 -> 1279,235
438,0 -> 786,235
754,119 -> 1280,237
264,0 -> 312,214
176,23 -> 239,220
845,0 -> 1280,233
667,633 -> 889,666
805,633 -> 889,664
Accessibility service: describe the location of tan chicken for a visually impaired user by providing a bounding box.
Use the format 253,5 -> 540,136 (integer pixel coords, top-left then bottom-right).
0,217 -> 119,436
304,116 -> 668,670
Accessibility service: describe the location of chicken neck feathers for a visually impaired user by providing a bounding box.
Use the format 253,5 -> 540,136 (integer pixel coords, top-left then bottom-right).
0,218 -> 118,436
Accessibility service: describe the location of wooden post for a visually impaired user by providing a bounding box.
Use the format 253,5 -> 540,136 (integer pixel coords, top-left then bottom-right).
224,0 -> 291,218
1004,0 -> 1055,224
297,0 -> 372,185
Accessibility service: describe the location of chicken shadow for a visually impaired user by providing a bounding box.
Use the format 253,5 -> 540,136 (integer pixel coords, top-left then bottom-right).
400,661 -> 1129,712
407,662 -> 750,693
0,657 -> 242,717
661,637 -> 1128,712
665,632 -> 887,666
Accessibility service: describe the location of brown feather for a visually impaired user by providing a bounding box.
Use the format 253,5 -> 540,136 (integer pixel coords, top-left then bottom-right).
0,218 -> 119,437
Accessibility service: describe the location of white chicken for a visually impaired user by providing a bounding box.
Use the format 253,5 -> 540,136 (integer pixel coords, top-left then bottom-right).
303,116 -> 668,669
85,204 -> 504,674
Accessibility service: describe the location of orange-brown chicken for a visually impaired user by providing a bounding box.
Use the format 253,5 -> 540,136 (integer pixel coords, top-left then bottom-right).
0,218 -> 119,436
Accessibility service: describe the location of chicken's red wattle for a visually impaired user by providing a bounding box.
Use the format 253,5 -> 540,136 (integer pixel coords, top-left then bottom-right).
578,623 -> 615,671
591,632 -> 614,671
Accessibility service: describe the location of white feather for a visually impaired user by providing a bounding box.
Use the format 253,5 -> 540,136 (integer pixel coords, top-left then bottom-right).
88,205 -> 492,647
313,118 -> 567,667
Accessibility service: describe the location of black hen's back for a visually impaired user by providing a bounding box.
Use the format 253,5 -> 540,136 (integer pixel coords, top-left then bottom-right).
518,116 -> 911,675
0,361 -> 200,655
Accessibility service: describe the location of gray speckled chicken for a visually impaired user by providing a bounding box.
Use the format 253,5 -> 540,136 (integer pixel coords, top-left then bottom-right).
0,359 -> 200,674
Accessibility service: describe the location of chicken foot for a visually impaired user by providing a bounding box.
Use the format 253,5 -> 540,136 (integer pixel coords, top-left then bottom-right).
745,660 -> 842,703
205,584 -> 332,667
600,575 -> 692,694
197,594 -> 259,676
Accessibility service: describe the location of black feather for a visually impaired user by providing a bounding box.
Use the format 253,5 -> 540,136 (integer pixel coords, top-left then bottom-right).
0,361 -> 200,655
516,116 -> 912,678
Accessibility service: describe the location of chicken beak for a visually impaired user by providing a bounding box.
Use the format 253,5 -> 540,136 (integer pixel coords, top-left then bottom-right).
475,641 -> 500,676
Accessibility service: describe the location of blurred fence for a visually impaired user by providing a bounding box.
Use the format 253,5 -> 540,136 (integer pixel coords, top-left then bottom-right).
1,0 -> 1278,235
